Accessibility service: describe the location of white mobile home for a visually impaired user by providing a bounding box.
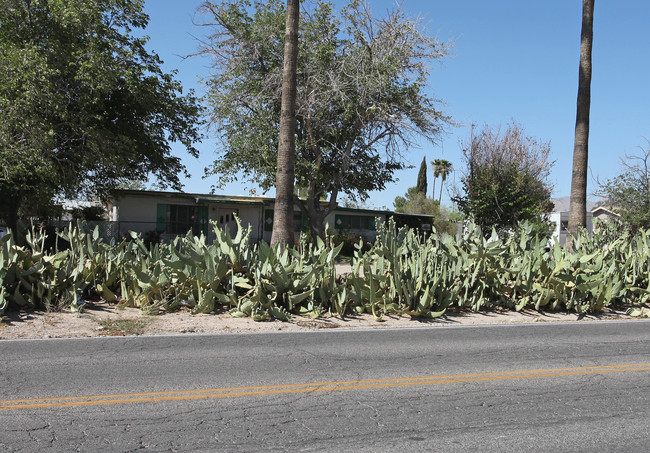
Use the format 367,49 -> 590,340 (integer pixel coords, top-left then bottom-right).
108,190 -> 411,244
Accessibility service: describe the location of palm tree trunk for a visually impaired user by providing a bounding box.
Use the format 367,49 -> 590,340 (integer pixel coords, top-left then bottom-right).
438,176 -> 445,205
3,196 -> 20,237
568,0 -> 594,240
271,0 -> 300,248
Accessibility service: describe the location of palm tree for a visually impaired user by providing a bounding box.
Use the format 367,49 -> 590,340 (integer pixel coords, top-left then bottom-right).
568,0 -> 594,239
271,0 -> 300,248
432,159 -> 453,205
430,160 -> 437,200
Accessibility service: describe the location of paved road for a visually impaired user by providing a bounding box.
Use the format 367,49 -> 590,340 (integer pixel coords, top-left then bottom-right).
2,320 -> 650,452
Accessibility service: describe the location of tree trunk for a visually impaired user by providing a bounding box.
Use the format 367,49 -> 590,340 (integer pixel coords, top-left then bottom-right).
293,168 -> 340,246
299,188 -> 338,246
432,176 -> 436,200
439,176 -> 445,205
270,0 -> 300,248
1,193 -> 21,237
568,0 -> 594,241
6,203 -> 19,237
306,208 -> 327,245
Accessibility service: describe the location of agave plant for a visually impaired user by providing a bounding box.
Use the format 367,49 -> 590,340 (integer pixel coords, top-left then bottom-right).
3,215 -> 650,320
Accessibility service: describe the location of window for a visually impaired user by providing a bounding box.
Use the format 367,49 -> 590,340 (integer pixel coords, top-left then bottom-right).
168,205 -> 200,234
157,204 -> 207,235
335,215 -> 376,231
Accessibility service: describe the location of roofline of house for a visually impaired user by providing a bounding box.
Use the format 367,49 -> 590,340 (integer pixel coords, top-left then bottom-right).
334,206 -> 392,215
550,210 -> 594,216
112,189 -> 416,216
388,211 -> 436,219
591,206 -> 621,217
112,189 -> 274,203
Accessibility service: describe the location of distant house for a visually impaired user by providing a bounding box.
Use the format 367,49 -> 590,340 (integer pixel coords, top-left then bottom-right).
107,190 -> 433,244
591,206 -> 620,222
548,210 -> 594,246
547,198 -> 622,246
547,197 -> 601,246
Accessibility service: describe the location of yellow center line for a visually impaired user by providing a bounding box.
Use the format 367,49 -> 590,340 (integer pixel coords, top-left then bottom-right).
3,363 -> 647,405
2,363 -> 649,411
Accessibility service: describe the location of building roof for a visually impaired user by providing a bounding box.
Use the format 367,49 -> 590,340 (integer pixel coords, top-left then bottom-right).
113,189 -> 398,216
591,206 -> 620,217
114,189 -> 273,205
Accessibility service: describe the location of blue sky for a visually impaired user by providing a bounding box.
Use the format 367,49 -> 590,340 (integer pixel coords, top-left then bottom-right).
142,0 -> 650,209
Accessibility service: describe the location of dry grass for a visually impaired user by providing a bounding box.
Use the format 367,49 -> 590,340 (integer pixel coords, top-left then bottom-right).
95,318 -> 150,336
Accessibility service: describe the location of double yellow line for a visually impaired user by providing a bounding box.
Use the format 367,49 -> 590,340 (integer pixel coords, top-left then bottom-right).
2,363 -> 649,411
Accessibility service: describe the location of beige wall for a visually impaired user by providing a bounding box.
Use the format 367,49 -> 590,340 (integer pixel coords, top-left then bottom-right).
115,194 -> 194,242
207,204 -> 263,243
112,193 -> 384,244
113,194 -> 265,243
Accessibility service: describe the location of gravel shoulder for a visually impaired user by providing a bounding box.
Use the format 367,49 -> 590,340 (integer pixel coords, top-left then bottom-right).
0,301 -> 636,340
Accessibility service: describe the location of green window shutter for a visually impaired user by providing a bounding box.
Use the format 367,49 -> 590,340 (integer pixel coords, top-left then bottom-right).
301,214 -> 309,231
335,215 -> 344,230
369,217 -> 376,231
264,209 -> 274,231
156,204 -> 167,232
198,206 -> 208,235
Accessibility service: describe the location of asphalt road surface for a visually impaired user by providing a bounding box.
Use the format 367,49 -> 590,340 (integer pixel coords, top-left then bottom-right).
2,320 -> 650,452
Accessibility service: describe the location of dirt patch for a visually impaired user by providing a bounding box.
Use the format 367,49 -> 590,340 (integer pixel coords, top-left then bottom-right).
0,302 -> 636,340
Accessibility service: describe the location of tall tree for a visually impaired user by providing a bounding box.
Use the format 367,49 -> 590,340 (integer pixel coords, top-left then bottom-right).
568,0 -> 595,238
271,0 -> 300,248
432,159 -> 453,204
0,0 -> 202,233
431,162 -> 437,201
452,122 -> 554,235
416,156 -> 428,194
198,0 -> 450,240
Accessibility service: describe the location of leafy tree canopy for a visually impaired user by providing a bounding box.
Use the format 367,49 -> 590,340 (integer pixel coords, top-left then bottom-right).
598,142 -> 650,233
0,0 -> 203,230
198,0 -> 450,237
452,122 -> 554,235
